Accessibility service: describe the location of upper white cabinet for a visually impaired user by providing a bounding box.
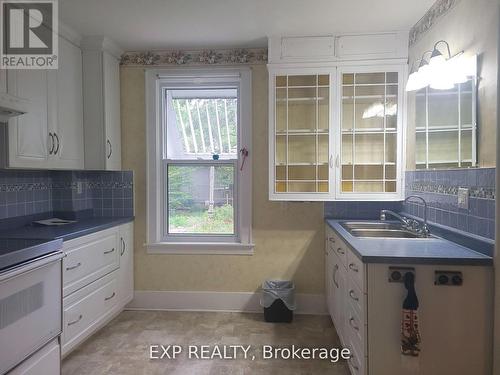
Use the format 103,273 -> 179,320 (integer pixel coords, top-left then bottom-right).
3,69 -> 51,168
0,31 -> 84,169
50,36 -> 85,169
270,70 -> 333,199
268,32 -> 408,65
337,66 -> 404,200
81,37 -> 123,170
268,33 -> 407,201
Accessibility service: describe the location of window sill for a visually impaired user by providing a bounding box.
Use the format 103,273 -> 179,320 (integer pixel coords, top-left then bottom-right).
146,242 -> 255,255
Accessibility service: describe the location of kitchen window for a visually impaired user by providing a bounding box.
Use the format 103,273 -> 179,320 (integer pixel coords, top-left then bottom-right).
146,69 -> 253,254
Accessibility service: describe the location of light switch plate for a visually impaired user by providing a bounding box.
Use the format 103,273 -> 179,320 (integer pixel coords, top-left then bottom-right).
457,188 -> 469,209
77,181 -> 83,195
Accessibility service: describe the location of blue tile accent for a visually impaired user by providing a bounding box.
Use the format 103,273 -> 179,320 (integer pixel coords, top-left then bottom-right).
0,170 -> 134,220
324,201 -> 403,220
403,168 -> 495,240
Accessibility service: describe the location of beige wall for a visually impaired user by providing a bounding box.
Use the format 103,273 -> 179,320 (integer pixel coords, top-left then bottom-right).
406,0 -> 499,169
121,65 -> 325,294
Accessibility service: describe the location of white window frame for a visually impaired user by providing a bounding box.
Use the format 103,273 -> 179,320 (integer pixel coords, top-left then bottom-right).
146,68 -> 253,255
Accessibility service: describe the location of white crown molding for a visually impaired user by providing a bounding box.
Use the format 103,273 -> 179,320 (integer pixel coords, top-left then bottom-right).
409,0 -> 462,47
120,48 -> 268,66
58,21 -> 82,47
127,290 -> 327,315
80,36 -> 124,59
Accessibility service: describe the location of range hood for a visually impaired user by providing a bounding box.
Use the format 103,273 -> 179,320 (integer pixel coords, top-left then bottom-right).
0,92 -> 29,122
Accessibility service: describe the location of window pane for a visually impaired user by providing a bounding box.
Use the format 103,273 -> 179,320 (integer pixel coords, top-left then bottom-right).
166,89 -> 238,160
168,164 -> 234,235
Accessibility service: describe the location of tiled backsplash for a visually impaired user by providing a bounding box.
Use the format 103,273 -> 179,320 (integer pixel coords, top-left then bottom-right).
404,168 -> 495,240
324,201 -> 403,220
0,170 -> 133,220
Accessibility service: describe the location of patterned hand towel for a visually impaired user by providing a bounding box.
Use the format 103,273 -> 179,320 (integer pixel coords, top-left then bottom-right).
401,272 -> 421,356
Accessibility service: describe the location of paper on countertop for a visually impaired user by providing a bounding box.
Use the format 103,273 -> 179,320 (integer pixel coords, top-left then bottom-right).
33,218 -> 77,226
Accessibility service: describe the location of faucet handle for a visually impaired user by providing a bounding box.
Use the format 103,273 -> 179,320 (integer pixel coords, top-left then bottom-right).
380,212 -> 386,220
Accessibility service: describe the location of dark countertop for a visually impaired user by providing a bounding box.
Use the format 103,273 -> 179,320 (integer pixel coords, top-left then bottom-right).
0,238 -> 63,272
0,216 -> 134,242
326,219 -> 492,266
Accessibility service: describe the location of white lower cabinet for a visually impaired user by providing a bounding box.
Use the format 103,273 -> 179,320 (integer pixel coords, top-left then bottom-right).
9,339 -> 60,375
61,222 -> 134,356
325,224 -> 493,375
118,222 -> 134,306
62,270 -> 119,355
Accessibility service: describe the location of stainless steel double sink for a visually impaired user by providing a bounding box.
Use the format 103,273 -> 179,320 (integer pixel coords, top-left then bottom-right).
340,221 -> 432,239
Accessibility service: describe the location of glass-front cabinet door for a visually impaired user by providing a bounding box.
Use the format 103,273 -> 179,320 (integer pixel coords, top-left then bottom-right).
268,66 -> 404,201
270,71 -> 333,200
337,66 -> 403,200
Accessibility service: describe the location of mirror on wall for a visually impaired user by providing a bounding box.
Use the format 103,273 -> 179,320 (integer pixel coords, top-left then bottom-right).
414,78 -> 477,169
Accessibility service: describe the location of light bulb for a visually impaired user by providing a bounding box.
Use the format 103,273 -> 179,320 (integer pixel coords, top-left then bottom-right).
430,79 -> 455,90
406,71 -> 420,92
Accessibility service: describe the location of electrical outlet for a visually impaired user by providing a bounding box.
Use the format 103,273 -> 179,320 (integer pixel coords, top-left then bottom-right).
457,188 -> 469,209
434,271 -> 463,286
77,181 -> 83,195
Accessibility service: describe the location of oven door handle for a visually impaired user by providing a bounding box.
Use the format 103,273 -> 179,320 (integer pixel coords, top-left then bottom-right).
0,251 -> 64,282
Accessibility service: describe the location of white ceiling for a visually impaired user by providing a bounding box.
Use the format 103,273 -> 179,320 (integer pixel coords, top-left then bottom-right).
59,0 -> 435,51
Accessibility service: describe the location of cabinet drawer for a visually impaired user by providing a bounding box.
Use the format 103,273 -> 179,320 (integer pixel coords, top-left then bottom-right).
347,276 -> 365,320
345,299 -> 366,355
63,228 -> 119,296
62,270 -> 119,355
327,231 -> 347,268
347,249 -> 365,292
347,336 -> 365,375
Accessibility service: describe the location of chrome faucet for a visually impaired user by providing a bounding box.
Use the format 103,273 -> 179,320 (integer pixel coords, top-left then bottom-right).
404,195 -> 430,237
380,195 -> 430,238
380,210 -> 410,227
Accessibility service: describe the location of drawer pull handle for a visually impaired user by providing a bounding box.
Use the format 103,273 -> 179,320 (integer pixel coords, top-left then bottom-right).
328,237 -> 335,243
332,264 -> 339,288
336,247 -> 345,255
104,248 -> 115,255
105,292 -> 116,301
349,317 -> 359,331
66,262 -> 81,271
53,132 -> 60,155
349,263 -> 359,272
349,289 -> 359,301
68,314 -> 83,326
107,139 -> 112,159
121,238 -> 125,256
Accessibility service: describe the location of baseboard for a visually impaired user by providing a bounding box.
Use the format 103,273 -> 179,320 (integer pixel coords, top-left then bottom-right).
126,290 -> 327,315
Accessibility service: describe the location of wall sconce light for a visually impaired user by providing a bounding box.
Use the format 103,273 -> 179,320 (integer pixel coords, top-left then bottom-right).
406,40 -> 475,92
405,51 -> 432,92
429,40 -> 451,68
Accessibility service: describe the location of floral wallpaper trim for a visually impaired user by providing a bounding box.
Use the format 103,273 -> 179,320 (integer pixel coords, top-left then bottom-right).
409,0 -> 461,47
120,48 -> 268,66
